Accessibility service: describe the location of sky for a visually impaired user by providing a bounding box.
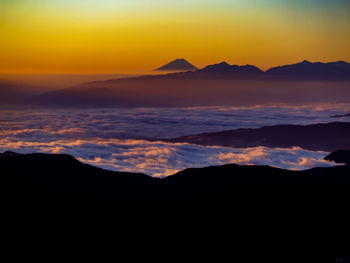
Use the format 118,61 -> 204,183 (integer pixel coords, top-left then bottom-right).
0,0 -> 349,74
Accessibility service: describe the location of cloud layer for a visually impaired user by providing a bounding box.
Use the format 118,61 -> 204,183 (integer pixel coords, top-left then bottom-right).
1,104 -> 349,139
1,104 -> 348,176
0,138 -> 335,177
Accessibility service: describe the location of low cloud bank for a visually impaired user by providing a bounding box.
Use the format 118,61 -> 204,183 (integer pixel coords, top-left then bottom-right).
0,138 -> 335,177
0,104 -> 347,176
1,104 -> 349,139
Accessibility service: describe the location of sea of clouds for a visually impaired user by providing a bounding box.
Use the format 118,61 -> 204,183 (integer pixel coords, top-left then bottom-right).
1,104 -> 349,176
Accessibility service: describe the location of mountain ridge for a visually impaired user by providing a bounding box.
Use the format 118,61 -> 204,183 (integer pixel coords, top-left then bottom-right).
164,121 -> 350,152
27,59 -> 350,108
266,60 -> 350,79
325,150 -> 350,164
68,60 -> 350,84
155,58 -> 198,71
1,150 -> 350,246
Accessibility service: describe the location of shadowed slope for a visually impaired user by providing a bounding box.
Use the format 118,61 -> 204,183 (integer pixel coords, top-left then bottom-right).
1,151 -> 349,250
0,81 -> 36,106
33,60 -> 350,108
267,60 -> 350,79
324,150 -> 350,164
199,61 -> 263,75
165,122 -> 350,152
155,59 -> 198,71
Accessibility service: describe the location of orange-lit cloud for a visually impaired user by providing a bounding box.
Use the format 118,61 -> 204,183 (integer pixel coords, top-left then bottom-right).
0,136 -> 336,177
1,104 -> 348,176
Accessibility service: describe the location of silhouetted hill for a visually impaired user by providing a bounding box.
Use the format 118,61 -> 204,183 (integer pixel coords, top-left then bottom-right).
198,61 -> 264,75
266,60 -> 350,79
0,81 -> 36,106
155,59 -> 198,71
1,151 -> 350,253
153,60 -> 350,79
32,60 -> 350,108
165,122 -> 350,151
0,150 -> 21,157
324,150 -> 350,164
0,152 -> 158,234
331,112 -> 350,118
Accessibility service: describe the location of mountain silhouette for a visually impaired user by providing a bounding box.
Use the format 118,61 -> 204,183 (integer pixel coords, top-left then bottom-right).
325,150 -> 350,164
266,60 -> 350,79
0,81 -> 36,106
155,59 -> 350,79
1,151 -> 349,253
31,60 -> 350,108
198,61 -> 264,75
331,112 -> 350,118
165,122 -> 350,151
155,58 -> 198,71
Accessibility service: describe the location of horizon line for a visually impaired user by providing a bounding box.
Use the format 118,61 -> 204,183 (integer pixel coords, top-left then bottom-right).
0,59 -> 348,76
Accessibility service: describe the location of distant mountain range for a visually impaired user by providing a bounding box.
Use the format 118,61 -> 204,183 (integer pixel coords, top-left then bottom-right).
1,150 -> 350,247
153,59 -> 350,79
198,61 -> 264,75
152,59 -> 350,79
0,81 -> 36,106
266,60 -> 350,79
332,112 -> 350,118
155,59 -> 198,71
4,60 -> 350,108
164,122 -> 350,152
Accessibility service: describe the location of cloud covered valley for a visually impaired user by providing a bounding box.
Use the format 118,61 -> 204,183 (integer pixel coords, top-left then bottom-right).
1,104 -> 349,176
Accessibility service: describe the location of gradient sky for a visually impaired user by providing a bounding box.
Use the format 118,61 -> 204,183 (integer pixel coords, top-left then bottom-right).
0,0 -> 349,74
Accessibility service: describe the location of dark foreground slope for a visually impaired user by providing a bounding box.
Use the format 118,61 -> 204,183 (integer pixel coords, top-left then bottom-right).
1,151 -> 350,252
325,150 -> 350,164
166,121 -> 350,151
0,152 -> 158,232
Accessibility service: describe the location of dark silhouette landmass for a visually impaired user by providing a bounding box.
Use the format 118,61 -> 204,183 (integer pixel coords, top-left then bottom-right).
325,150 -> 350,164
164,122 -> 350,152
156,59 -> 350,79
197,61 -> 264,76
1,151 -> 349,253
331,112 -> 350,118
155,59 -> 198,71
0,150 -> 21,157
0,81 -> 36,106
266,60 -> 350,80
33,60 -> 350,108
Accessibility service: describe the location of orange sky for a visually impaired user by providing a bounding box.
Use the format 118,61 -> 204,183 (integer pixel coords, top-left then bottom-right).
0,0 -> 349,74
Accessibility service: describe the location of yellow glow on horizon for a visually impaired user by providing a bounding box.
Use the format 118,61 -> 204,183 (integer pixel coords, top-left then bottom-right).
0,1 -> 349,74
